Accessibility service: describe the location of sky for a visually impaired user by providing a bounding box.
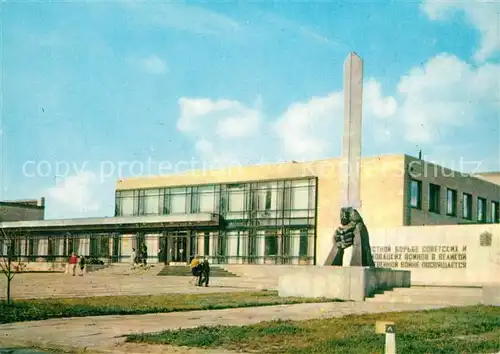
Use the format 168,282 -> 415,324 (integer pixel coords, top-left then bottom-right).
0,0 -> 499,219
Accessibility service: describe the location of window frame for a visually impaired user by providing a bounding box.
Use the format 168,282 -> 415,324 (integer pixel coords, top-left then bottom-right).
491,201 -> 500,223
409,179 -> 422,209
477,197 -> 487,223
462,193 -> 473,220
428,183 -> 441,214
446,188 -> 457,216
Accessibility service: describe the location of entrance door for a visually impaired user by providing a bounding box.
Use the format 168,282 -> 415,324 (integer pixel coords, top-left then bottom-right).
159,235 -> 168,264
172,233 -> 188,263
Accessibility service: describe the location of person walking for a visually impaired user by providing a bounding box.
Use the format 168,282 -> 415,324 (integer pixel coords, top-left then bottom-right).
189,255 -> 201,285
141,243 -> 148,266
79,255 -> 86,276
198,258 -> 210,287
68,252 -> 78,276
130,248 -> 137,269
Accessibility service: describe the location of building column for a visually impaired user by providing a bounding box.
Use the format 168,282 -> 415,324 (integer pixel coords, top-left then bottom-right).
120,234 -> 133,263
145,234 -> 159,264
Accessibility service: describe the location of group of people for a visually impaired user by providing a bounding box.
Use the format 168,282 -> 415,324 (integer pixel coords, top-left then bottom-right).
130,243 -> 148,269
189,255 -> 210,287
66,252 -> 86,276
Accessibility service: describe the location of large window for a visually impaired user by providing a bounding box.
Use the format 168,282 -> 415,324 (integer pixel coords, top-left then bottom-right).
299,229 -> 309,257
290,180 -> 310,210
255,188 -> 276,211
477,197 -> 487,223
144,189 -> 160,215
120,191 -> 134,216
428,183 -> 441,213
199,185 -> 216,213
410,179 -> 422,209
163,192 -> 170,214
218,234 -> 227,257
491,201 -> 500,223
191,187 -> 200,213
490,200 -> 500,223
170,188 -> 187,214
28,238 -> 39,260
446,188 -> 457,216
90,235 -> 110,258
137,190 -> 145,215
228,184 -> 245,212
204,232 -> 210,256
264,230 -> 278,256
47,237 -> 56,260
462,193 -> 472,220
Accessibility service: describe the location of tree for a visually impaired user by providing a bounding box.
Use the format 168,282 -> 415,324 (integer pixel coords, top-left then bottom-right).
0,227 -> 26,304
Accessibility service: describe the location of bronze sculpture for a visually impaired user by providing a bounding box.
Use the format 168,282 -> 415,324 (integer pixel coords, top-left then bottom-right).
330,207 -> 375,267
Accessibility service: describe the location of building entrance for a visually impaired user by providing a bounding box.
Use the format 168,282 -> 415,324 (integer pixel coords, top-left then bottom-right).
171,233 -> 188,263
160,231 -> 190,264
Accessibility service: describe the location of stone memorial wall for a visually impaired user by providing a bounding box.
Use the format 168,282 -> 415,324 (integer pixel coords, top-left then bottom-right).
369,224 -> 500,286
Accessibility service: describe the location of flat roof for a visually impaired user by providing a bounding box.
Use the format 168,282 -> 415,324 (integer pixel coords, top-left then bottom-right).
0,201 -> 44,209
0,213 -> 219,232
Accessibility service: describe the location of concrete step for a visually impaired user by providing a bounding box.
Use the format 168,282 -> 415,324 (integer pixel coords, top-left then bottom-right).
391,287 -> 482,295
366,286 -> 484,305
367,296 -> 481,305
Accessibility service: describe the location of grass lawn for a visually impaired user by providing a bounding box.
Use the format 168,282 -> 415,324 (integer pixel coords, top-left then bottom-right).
0,291 -> 339,324
126,305 -> 500,354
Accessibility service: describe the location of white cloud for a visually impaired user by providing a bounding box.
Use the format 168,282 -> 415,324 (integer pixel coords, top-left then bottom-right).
177,97 -> 267,166
45,171 -> 102,218
177,98 -> 262,138
397,53 -> 500,143
275,93 -> 344,160
275,78 -> 398,160
139,55 -> 168,74
127,55 -> 168,75
364,80 -> 398,118
421,0 -> 500,62
177,79 -> 398,164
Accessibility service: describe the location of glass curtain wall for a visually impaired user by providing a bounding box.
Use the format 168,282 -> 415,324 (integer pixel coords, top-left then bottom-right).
115,177 -> 317,265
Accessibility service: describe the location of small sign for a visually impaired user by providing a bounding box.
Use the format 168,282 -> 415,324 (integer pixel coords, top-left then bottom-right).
375,320 -> 394,334
385,324 -> 395,333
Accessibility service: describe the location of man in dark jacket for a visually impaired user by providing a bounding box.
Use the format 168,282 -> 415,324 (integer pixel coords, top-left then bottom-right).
198,259 -> 210,287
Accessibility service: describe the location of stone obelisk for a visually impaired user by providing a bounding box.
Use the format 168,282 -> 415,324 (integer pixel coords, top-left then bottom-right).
324,52 -> 366,267
341,52 -> 363,210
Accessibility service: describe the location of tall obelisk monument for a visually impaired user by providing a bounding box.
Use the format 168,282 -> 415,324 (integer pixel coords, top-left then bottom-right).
324,52 -> 365,266
341,52 -> 363,210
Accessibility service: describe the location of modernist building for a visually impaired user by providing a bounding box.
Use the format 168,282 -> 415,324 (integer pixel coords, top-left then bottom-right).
1,154 -> 499,266
0,198 -> 45,222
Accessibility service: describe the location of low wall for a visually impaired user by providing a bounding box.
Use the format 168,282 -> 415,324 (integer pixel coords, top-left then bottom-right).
367,224 -> 500,286
278,267 -> 410,301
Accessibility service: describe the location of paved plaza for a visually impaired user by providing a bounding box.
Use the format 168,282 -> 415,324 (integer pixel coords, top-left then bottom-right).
0,266 -> 276,300
0,266 -> 478,353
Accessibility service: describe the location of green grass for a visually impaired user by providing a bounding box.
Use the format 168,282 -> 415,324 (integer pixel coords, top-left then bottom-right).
0,291 -> 340,324
126,305 -> 500,354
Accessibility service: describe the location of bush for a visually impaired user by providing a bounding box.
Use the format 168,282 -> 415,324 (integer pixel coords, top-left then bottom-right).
86,258 -> 104,265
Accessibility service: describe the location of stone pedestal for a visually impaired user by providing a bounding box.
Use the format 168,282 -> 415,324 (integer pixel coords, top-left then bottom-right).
278,266 -> 411,301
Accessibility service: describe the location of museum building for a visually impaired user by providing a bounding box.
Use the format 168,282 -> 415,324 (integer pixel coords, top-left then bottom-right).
1,154 -> 499,266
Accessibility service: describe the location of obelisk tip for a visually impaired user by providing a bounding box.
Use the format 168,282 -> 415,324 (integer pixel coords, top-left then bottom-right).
345,52 -> 362,65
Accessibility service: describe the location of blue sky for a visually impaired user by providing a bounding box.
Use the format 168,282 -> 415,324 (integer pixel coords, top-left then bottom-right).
1,1 -> 499,219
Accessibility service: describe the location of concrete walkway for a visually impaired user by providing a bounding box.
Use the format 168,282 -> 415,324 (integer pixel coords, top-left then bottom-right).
0,302 -> 447,354
0,271 -> 275,300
